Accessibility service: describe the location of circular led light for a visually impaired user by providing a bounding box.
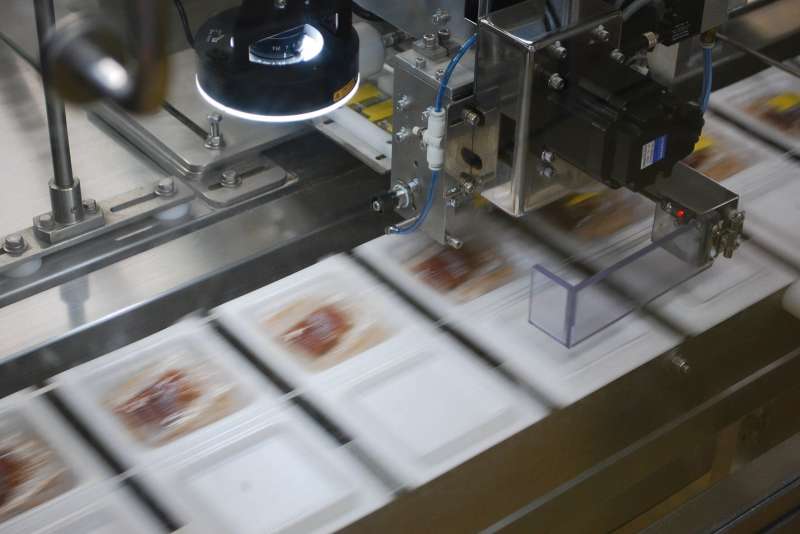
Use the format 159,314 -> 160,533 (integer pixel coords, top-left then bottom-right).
196,74 -> 360,123
194,6 -> 359,124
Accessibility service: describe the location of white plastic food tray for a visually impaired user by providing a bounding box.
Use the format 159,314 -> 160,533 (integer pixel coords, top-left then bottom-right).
0,391 -> 159,533
52,318 -> 282,466
2,481 -> 165,534
52,318 -> 390,534
648,241 -> 796,335
140,403 -> 390,534
215,254 -> 548,487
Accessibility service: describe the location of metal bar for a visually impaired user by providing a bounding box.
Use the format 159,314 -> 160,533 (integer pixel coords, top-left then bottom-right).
33,0 -> 75,190
716,33 -> 800,81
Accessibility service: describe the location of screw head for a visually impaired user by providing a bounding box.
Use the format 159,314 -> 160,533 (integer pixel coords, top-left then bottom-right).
435,67 -> 446,81
422,33 -> 437,49
396,95 -> 412,112
414,56 -> 427,70
610,49 -> 626,64
540,165 -> 556,179
3,234 -> 27,255
548,41 -> 567,61
593,25 -> 610,43
221,169 -> 242,188
36,213 -> 54,229
547,73 -> 566,91
395,127 -> 411,143
462,108 -> 484,127
155,177 -> 177,197
432,8 -> 451,26
207,113 -> 222,124
541,150 -> 555,164
437,28 -> 451,45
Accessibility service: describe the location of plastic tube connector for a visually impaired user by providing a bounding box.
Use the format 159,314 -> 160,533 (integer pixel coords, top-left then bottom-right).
423,108 -> 447,170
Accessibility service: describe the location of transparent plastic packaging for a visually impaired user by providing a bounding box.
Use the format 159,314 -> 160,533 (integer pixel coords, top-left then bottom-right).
104,351 -> 240,447
0,414 -> 75,522
529,222 -> 707,347
262,286 -> 393,372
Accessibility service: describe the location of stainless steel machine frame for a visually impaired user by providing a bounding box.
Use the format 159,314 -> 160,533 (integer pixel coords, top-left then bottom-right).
1,0 -> 800,531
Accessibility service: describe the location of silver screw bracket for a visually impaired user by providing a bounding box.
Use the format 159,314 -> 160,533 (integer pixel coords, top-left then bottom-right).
669,353 -> 691,375
155,177 -> 178,197
547,41 -> 568,61
547,73 -> 566,91
431,8 -> 451,26
592,25 -> 611,43
2,234 -> 28,256
610,49 -> 626,64
396,95 -> 412,112
220,169 -> 243,189
414,56 -> 427,70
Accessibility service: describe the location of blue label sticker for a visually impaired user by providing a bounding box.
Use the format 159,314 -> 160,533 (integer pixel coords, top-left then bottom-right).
641,135 -> 669,169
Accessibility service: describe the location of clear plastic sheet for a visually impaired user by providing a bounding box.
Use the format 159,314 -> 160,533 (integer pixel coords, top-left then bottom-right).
104,351 -> 241,447
0,414 -> 75,522
262,288 -> 392,372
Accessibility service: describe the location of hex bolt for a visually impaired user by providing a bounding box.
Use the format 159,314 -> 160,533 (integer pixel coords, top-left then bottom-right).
83,198 -> 98,215
396,95 -> 412,112
592,25 -> 611,43
610,49 -> 626,64
437,28 -> 451,45
445,234 -> 463,249
435,67 -> 446,81
547,73 -> 566,91
462,108 -> 484,127
36,213 -> 54,229
221,169 -> 242,188
423,33 -> 437,49
414,56 -> 427,70
274,0 -> 287,8
670,353 -> 691,375
431,8 -> 451,26
540,165 -> 556,179
204,113 -> 225,150
155,177 -> 177,197
3,234 -> 27,255
541,150 -> 556,164
547,41 -> 567,61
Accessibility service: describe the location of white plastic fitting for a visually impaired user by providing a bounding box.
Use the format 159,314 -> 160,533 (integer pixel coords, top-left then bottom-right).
423,108 -> 447,171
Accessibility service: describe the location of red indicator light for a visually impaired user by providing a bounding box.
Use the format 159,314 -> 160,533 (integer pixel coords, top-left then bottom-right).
676,209 -> 686,219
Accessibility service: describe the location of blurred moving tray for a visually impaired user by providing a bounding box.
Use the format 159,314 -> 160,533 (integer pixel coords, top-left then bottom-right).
0,390 -> 165,533
52,319 -> 390,534
215,255 -> 547,488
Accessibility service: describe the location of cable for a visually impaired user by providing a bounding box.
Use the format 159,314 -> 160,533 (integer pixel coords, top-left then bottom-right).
700,45 -> 714,113
173,0 -> 194,48
621,0 -> 656,21
390,33 -> 478,235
